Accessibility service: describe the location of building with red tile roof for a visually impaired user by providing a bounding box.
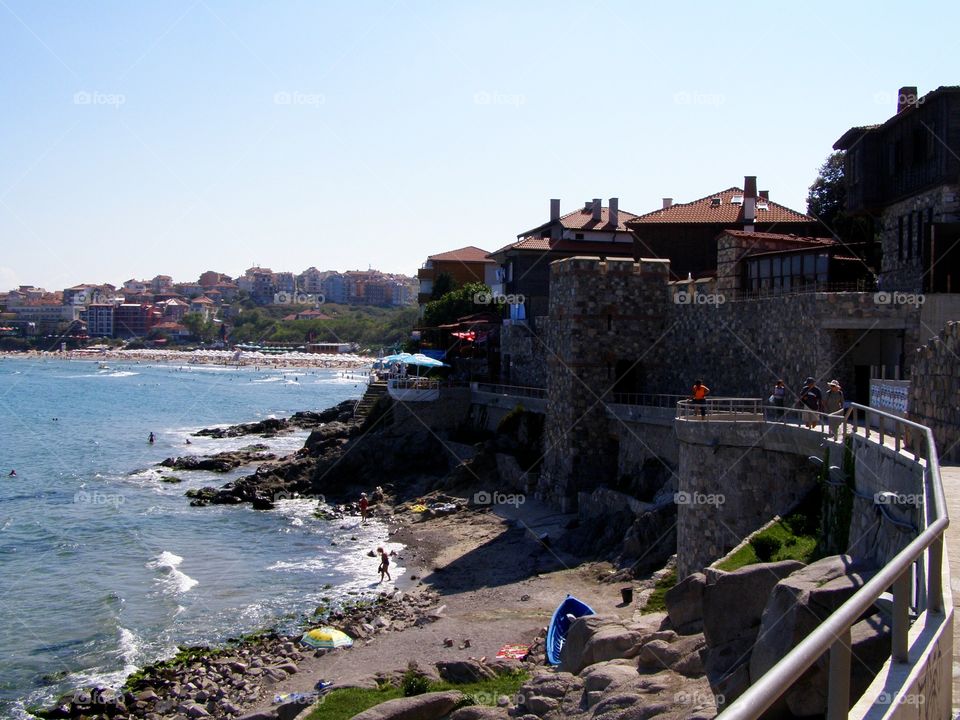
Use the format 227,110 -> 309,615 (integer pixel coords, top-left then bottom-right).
627,177 -> 820,280
417,245 -> 497,310
487,198 -> 639,326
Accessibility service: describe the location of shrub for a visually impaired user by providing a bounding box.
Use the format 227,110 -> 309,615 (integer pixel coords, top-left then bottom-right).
750,534 -> 782,562
401,668 -> 431,697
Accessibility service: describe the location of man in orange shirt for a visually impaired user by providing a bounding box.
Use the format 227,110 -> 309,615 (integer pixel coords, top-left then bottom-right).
691,379 -> 710,418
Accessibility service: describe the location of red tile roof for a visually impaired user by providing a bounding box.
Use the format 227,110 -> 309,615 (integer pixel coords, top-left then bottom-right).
521,206 -> 641,236
628,188 -> 813,225
428,245 -> 495,263
490,236 -> 636,257
721,230 -> 835,246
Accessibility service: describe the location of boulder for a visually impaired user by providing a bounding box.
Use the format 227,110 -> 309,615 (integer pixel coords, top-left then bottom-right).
351,691 -> 464,720
664,573 -> 705,631
749,555 -> 881,716
580,660 -> 642,692
636,634 -> 706,677
559,615 -> 646,675
449,708 -> 510,720
435,659 -> 497,684
702,560 -> 805,647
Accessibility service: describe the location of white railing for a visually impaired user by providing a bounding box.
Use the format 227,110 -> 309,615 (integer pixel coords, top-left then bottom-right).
677,400 -> 948,719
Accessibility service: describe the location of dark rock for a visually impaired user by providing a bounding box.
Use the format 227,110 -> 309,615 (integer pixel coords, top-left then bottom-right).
560,615 -> 646,675
664,572 -> 706,632
194,418 -> 290,439
435,659 -> 496,683
350,690 -> 464,720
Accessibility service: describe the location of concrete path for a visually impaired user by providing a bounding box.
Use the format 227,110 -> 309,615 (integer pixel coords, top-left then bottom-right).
939,464 -> 960,714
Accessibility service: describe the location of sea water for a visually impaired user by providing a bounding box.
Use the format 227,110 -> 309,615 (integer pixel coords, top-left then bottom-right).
0,358 -> 396,717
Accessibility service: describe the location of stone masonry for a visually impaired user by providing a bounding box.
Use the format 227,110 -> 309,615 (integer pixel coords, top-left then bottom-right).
909,321 -> 960,462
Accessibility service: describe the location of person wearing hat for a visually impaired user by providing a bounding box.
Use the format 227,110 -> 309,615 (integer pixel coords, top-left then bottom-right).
797,377 -> 823,429
359,492 -> 369,523
825,380 -> 845,438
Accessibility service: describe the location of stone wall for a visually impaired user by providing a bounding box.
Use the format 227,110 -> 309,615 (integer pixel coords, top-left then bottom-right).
878,183 -> 960,292
500,321 -> 548,388
539,257 -> 672,510
391,387 -> 472,435
674,421 -> 822,577
909,321 -> 960,462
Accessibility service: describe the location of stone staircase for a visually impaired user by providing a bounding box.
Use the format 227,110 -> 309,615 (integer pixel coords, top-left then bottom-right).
353,381 -> 389,423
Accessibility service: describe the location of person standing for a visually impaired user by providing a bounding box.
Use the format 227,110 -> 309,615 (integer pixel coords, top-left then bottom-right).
798,377 -> 823,429
359,492 -> 369,524
825,380 -> 845,438
148,432 -> 155,444
690,379 -> 710,419
377,547 -> 391,583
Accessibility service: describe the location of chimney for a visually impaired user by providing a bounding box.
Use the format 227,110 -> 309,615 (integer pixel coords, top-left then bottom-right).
550,199 -> 560,222
609,197 -> 619,227
743,176 -> 757,233
662,198 -> 673,209
592,198 -> 602,223
759,190 -> 769,201
897,86 -> 918,114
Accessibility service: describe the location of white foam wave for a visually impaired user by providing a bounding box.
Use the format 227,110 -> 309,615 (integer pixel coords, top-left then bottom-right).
147,551 -> 198,593
117,626 -> 140,672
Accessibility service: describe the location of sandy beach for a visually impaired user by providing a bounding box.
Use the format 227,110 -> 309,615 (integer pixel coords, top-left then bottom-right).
0,348 -> 373,370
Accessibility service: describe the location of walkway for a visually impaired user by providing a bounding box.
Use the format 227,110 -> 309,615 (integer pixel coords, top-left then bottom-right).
941,464 -> 960,714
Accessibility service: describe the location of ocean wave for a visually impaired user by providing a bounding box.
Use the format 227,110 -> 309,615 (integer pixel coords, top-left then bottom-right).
147,551 -> 198,594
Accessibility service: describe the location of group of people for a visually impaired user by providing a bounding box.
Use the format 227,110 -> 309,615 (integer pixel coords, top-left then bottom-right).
689,376 -> 846,435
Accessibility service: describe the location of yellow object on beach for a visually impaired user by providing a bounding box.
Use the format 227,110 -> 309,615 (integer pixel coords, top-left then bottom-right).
301,626 -> 353,649
409,504 -> 428,513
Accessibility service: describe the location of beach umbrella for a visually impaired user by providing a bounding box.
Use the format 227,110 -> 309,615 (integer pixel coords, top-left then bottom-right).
301,626 -> 353,649
406,353 -> 447,368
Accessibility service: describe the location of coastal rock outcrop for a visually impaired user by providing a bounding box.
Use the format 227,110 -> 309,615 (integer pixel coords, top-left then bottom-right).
350,690 -> 464,720
161,445 -> 275,472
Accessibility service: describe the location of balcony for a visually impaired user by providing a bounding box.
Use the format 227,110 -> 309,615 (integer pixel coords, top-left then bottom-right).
387,378 -> 440,402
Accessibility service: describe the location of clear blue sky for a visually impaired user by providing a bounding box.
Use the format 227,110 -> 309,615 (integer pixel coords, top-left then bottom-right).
1,0 -> 956,291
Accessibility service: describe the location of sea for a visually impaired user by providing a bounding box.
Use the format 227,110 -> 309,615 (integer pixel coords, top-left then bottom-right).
0,357 -> 399,718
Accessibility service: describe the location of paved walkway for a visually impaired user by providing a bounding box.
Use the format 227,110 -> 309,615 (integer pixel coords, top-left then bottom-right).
940,464 -> 960,713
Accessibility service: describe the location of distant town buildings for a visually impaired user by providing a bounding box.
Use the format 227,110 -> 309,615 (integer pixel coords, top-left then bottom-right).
0,264 -> 417,343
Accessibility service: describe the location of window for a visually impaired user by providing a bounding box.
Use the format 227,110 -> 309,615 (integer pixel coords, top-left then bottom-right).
906,214 -> 913,260
912,127 -> 925,165
898,217 -> 904,261
802,254 -> 815,281
575,233 -> 584,240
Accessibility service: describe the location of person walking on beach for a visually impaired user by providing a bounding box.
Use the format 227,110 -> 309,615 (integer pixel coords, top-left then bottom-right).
690,379 -> 710,419
798,377 -> 823,429
359,492 -> 369,524
825,380 -> 845,438
377,547 -> 391,583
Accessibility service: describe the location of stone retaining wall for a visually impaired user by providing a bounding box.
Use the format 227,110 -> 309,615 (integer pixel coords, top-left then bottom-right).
909,321 -> 960,462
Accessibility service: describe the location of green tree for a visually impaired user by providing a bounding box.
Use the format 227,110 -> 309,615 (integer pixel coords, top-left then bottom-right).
807,151 -> 878,271
430,272 -> 456,300
423,282 -> 491,327
182,312 -> 215,342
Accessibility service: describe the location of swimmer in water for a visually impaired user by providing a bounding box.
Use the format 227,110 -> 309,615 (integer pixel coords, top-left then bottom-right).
148,432 -> 155,444
8,470 -> 16,477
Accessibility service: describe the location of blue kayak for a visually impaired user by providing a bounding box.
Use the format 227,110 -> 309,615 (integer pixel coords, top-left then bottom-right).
546,595 -> 595,665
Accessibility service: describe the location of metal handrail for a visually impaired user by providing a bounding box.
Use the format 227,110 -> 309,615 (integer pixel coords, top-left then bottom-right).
709,402 -> 947,719
610,392 -> 688,407
474,382 -> 547,399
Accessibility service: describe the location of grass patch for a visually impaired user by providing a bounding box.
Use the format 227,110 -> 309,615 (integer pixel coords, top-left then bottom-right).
714,514 -> 820,572
642,568 -> 678,613
305,672 -> 528,720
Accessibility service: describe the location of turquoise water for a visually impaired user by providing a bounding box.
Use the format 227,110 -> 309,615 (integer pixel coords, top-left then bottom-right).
0,358 -> 396,717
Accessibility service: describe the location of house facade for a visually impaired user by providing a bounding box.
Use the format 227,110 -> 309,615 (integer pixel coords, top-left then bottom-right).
627,177 -> 819,281
416,246 -> 497,310
834,85 -> 960,293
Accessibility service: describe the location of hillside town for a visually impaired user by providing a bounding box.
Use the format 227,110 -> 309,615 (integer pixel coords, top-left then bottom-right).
0,267 -> 417,344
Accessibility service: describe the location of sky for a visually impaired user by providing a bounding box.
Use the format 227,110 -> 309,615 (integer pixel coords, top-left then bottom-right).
0,0 -> 956,292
